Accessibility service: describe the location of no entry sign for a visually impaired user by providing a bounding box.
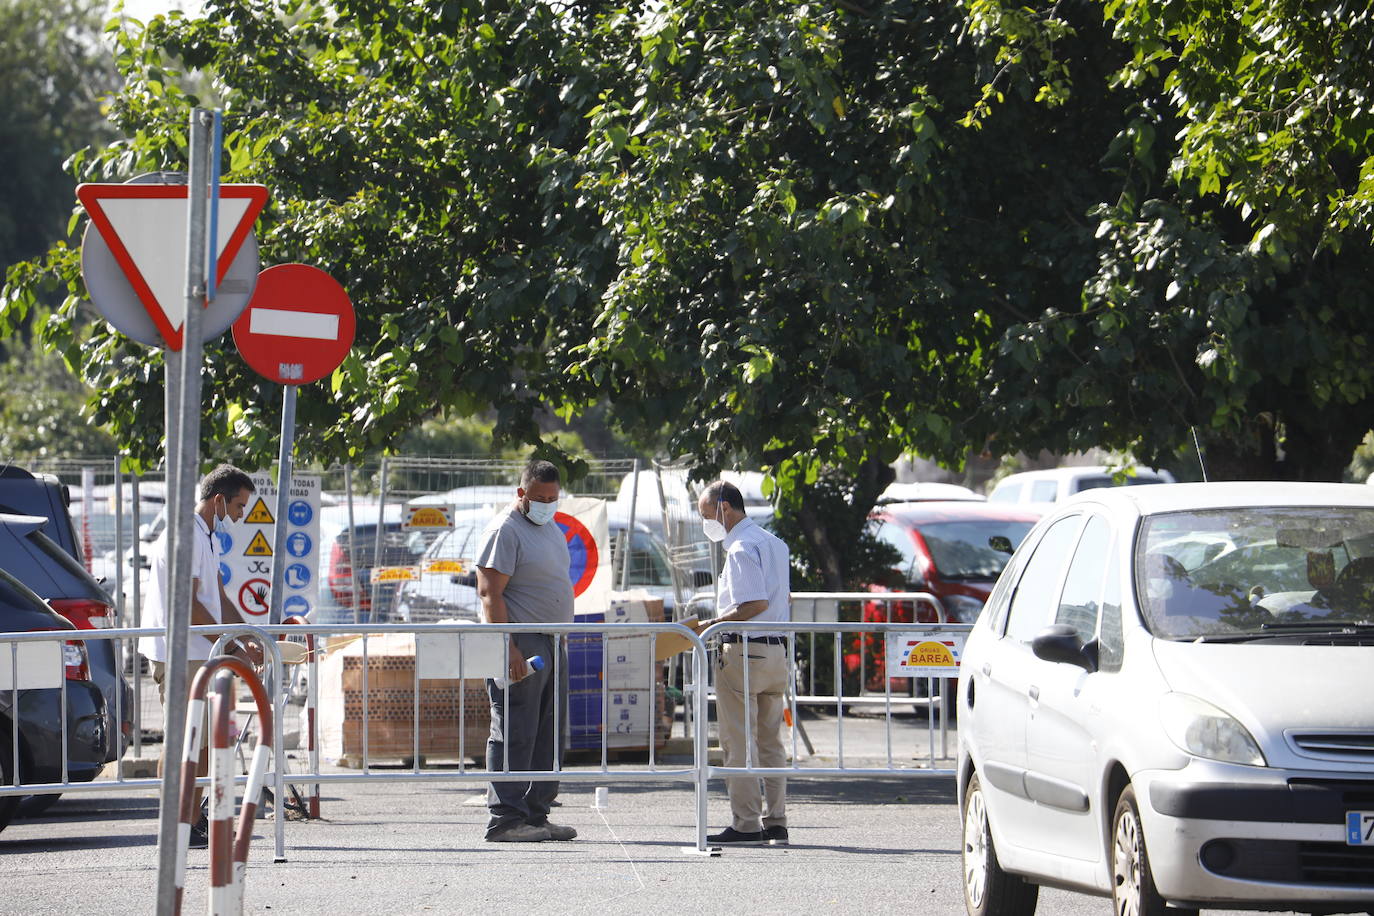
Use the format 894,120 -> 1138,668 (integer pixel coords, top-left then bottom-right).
233,263 -> 355,385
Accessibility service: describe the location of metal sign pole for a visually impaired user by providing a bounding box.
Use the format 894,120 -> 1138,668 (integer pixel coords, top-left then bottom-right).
268,384 -> 298,624
155,107 -> 213,916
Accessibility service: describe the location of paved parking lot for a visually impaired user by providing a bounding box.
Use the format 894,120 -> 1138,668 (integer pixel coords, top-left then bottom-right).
0,711 -> 1351,915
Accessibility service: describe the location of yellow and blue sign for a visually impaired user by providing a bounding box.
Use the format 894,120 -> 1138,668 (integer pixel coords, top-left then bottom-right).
887,631 -> 966,678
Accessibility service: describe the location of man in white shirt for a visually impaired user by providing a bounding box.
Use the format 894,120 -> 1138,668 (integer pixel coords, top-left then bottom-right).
138,464 -> 258,847
698,479 -> 792,846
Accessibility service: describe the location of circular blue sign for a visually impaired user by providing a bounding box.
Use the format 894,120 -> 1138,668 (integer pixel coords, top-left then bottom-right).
288,499 -> 313,527
219,562 -> 232,586
282,595 -> 311,618
284,563 -> 312,589
286,531 -> 312,557
214,531 -> 233,555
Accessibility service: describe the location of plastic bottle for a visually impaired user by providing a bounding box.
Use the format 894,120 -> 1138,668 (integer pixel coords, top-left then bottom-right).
493,654 -> 545,688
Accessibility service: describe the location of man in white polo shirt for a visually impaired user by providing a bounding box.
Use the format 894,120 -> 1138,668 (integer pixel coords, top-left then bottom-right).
698,479 -> 792,846
138,464 -> 258,847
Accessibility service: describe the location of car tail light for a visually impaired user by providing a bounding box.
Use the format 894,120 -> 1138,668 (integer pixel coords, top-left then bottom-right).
33,627 -> 91,681
48,598 -> 114,630
62,640 -> 91,681
329,541 -> 370,610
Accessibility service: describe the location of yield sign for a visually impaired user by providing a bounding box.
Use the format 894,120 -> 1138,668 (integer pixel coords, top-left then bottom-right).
75,183 -> 269,350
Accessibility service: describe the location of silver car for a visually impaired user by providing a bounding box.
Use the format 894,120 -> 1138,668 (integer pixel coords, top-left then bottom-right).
957,481 -> 1374,915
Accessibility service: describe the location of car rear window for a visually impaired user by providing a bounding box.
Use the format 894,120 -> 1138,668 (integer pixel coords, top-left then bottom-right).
0,525 -> 110,602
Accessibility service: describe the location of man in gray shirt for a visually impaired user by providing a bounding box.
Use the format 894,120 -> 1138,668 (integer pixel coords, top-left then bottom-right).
475,459 -> 576,842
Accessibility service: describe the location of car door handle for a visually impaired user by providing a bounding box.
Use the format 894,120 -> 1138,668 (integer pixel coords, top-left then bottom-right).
1028,685 -> 1040,701
982,663 -> 992,677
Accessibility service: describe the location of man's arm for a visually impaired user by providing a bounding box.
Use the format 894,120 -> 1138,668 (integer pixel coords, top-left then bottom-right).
476,566 -> 527,682
711,599 -> 769,626
218,583 -> 264,664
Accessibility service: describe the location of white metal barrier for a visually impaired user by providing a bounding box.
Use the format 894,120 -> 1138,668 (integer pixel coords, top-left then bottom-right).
4,608 -> 968,859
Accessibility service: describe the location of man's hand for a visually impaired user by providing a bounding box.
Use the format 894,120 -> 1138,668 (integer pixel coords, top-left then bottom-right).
507,642 -> 528,683
230,639 -> 264,667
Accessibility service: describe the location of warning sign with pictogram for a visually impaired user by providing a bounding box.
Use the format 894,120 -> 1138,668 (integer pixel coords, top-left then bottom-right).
245,530 -> 274,556
245,498 -> 275,525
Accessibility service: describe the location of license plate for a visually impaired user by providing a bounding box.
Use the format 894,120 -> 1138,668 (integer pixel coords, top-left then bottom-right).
1347,811 -> 1374,846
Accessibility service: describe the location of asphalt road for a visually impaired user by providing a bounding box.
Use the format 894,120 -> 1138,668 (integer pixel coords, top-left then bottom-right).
0,710 -> 1361,915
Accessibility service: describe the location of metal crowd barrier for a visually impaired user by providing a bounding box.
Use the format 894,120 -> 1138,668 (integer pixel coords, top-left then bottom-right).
3,606 -> 968,860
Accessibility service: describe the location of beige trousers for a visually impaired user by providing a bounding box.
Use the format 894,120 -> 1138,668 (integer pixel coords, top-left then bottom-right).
716,641 -> 789,833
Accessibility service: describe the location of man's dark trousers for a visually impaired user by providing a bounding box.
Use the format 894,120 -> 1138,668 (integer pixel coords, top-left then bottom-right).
485,633 -> 567,837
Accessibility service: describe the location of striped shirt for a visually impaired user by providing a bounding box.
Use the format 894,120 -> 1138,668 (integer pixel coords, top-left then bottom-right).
716,517 -> 790,636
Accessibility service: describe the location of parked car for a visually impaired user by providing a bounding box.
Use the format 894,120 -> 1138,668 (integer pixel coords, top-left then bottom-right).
315,503 -> 427,624
958,481 -> 1374,915
0,513 -> 131,767
987,464 -> 1174,506
847,502 -> 1041,693
392,506 -> 688,622
0,566 -> 108,834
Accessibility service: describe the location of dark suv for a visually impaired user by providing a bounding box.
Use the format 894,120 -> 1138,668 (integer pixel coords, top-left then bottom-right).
0,468 -> 131,763
0,566 -> 108,833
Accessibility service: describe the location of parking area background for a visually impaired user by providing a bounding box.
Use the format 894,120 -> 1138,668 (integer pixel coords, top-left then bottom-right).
0,711 -> 1327,916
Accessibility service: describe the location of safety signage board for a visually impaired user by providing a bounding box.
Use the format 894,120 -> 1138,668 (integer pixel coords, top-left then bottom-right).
76,182 -> 268,350
232,263 -> 355,385
886,630 -> 966,678
371,566 -> 421,583
220,472 -> 321,619
404,505 -> 454,530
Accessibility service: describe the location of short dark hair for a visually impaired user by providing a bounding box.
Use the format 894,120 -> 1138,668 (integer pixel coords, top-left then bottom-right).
701,480 -> 744,512
521,459 -> 560,489
199,464 -> 255,502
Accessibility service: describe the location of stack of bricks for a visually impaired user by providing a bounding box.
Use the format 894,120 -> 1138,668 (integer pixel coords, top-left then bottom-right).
340,653 -> 490,764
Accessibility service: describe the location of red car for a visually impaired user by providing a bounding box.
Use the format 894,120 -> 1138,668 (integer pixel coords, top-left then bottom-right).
849,500 -> 1042,691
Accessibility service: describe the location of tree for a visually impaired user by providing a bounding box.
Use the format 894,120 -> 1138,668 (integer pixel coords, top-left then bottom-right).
961,0 -> 1374,480
0,0 -> 117,280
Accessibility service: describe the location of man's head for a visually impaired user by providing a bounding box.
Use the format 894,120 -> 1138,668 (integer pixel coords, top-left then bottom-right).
198,464 -> 255,523
697,480 -> 746,539
517,459 -> 561,525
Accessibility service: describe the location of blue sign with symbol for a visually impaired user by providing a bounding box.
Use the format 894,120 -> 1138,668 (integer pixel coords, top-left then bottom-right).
215,531 -> 233,555
284,563 -> 311,589
283,595 -> 311,618
219,562 -> 231,586
1350,812 -> 1365,845
286,532 -> 312,557
288,500 -> 313,528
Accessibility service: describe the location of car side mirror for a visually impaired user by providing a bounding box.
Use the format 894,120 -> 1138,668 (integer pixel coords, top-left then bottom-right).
988,535 -> 1014,555
692,569 -> 714,589
1031,624 -> 1098,672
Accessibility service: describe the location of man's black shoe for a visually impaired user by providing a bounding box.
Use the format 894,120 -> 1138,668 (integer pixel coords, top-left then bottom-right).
707,827 -> 766,846
187,815 -> 209,849
763,825 -> 789,846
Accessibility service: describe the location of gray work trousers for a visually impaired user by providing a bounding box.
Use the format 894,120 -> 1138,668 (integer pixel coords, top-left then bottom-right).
485,633 -> 567,836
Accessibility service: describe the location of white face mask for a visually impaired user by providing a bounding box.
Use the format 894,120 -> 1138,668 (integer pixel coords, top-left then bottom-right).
702,502 -> 727,543
525,498 -> 558,526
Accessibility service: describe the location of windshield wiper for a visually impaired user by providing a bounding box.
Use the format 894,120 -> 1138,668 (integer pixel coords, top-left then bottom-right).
1191,621 -> 1374,643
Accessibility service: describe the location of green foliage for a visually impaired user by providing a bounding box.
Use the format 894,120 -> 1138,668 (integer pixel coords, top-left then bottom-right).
0,0 -> 118,276
0,335 -> 117,460
964,0 -> 1374,480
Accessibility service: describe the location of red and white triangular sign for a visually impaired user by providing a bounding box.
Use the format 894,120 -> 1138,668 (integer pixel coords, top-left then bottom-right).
76,183 -> 269,350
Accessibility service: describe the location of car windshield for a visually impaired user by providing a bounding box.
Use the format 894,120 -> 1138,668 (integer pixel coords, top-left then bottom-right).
1138,506 -> 1374,639
915,520 -> 1036,579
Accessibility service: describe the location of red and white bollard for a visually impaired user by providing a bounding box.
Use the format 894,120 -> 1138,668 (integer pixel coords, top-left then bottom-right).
174,655 -> 273,916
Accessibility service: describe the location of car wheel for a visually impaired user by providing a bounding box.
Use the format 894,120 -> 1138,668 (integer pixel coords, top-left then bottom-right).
1112,786 -> 1195,916
0,733 -> 18,834
963,772 -> 1038,916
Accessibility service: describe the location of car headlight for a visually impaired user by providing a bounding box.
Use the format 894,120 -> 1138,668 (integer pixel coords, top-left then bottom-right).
1159,693 -> 1266,766
942,594 -> 985,623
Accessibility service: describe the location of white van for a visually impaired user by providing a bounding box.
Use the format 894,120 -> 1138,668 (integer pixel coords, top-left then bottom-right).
987,465 -> 1174,505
